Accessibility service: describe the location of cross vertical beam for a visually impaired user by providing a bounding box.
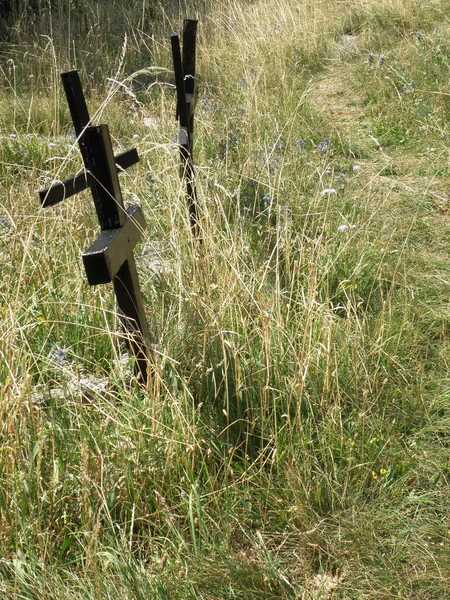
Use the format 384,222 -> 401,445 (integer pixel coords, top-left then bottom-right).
182,18 -> 198,139
61,70 -> 91,137
170,19 -> 200,239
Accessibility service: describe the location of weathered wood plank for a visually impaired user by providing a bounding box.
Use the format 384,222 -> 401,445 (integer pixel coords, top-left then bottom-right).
82,205 -> 145,285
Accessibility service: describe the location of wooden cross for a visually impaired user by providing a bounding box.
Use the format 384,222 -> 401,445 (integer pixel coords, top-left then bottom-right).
170,19 -> 200,238
39,71 -> 152,383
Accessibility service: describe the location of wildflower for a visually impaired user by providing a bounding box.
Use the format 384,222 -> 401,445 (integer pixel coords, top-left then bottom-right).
297,139 -> 306,152
0,215 -> 12,231
378,54 -> 385,66
50,344 -> 69,364
338,223 -> 355,232
9,133 -> 17,138
367,51 -> 374,64
317,138 -> 330,152
132,134 -> 140,139
338,172 -> 346,181
201,97 -> 219,110
352,165 -> 362,172
144,172 -> 155,187
268,156 -> 280,171
402,80 -> 416,94
321,188 -> 337,196
280,205 -> 292,220
262,194 -> 271,208
229,131 -> 239,145
48,142 -> 57,148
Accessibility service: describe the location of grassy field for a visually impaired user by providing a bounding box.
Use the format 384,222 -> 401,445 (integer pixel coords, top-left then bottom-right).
1,0 -> 450,597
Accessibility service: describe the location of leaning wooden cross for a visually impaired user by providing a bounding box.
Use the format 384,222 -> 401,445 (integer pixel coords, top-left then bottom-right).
39,70 -> 152,382
170,19 -> 200,238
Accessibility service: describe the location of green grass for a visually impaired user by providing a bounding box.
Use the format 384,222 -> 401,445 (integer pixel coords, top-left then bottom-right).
0,0 -> 450,598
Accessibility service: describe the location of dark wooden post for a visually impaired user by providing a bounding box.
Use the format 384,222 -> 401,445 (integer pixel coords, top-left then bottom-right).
39,71 -> 152,383
170,19 -> 200,239
182,19 -> 198,139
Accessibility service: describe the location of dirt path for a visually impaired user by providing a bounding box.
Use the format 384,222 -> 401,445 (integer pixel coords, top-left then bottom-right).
307,59 -> 450,328
309,65 -> 370,136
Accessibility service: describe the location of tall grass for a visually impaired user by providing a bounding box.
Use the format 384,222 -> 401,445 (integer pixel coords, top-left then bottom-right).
1,0 -> 449,597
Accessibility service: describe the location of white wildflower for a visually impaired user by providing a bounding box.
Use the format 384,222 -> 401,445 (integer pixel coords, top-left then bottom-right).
143,117 -> 157,128
338,223 -> 356,232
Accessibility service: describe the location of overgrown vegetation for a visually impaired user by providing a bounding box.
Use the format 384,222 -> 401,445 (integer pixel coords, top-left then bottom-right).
1,0 -> 449,598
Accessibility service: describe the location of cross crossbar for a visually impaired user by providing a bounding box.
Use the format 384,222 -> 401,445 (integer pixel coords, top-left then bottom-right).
83,204 -> 145,285
39,70 -> 139,207
39,148 -> 139,207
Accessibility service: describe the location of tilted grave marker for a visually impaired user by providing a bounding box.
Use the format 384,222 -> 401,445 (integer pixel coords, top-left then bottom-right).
170,19 -> 200,239
39,71 -> 152,382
